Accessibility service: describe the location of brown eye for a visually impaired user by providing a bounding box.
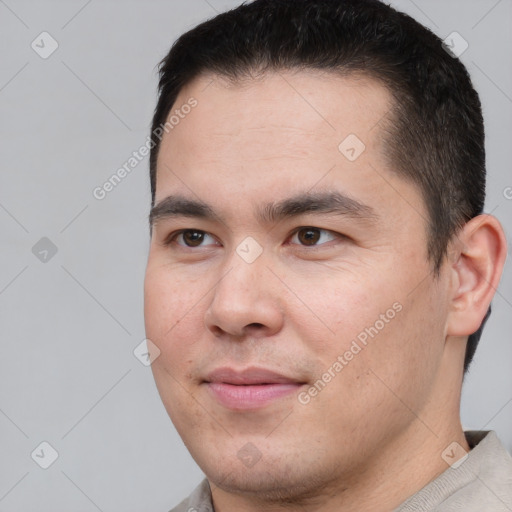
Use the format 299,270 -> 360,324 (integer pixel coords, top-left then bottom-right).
297,228 -> 321,245
163,229 -> 219,249
181,230 -> 206,247
290,227 -> 339,247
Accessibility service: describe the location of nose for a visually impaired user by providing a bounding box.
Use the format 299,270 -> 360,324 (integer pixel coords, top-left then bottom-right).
204,251 -> 284,339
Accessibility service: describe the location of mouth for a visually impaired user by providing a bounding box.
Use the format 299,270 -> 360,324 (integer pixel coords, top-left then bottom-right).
203,367 -> 306,410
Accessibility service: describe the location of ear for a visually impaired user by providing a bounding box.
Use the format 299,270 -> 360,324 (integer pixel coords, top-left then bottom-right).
446,214 -> 508,337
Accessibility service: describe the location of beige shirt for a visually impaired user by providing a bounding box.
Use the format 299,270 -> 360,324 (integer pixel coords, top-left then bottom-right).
169,431 -> 512,512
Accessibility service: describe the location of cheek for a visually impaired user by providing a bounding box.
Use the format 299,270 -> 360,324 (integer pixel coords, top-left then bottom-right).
145,267 -> 207,427
339,285 -> 445,417
288,268 -> 396,349
144,259 -> 201,328
295,263 -> 437,396
143,265 -> 206,369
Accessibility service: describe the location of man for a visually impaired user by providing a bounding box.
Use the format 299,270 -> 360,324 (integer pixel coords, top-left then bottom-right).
143,0 -> 512,510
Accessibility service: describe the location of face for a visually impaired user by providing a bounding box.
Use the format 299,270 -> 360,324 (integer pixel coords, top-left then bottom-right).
144,70 -> 451,499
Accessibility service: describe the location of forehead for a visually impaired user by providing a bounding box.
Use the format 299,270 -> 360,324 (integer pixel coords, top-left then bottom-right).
159,70 -> 392,167
153,70 -> 424,228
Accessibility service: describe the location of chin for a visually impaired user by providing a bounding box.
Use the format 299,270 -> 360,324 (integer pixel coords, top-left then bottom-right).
194,444 -> 343,504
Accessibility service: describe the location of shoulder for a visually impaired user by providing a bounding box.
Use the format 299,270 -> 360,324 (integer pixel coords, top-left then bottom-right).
168,479 -> 213,512
396,431 -> 512,511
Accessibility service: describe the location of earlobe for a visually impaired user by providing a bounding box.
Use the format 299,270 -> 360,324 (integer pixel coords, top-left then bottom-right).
446,214 -> 507,337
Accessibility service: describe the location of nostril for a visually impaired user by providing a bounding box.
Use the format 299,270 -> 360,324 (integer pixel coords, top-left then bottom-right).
248,323 -> 265,328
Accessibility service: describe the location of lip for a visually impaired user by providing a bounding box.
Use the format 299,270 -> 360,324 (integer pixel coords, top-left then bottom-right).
204,367 -> 305,410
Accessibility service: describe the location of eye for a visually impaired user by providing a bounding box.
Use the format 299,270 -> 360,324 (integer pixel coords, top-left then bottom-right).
289,227 -> 339,246
163,227 -> 344,250
166,229 -> 218,248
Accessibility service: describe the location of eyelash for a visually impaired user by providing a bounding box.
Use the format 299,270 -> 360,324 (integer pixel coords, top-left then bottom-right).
162,227 -> 345,249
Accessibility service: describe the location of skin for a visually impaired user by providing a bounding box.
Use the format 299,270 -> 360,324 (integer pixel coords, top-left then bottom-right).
143,70 -> 507,511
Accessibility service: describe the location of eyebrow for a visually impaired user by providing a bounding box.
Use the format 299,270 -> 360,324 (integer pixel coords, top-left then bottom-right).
148,191 -> 378,229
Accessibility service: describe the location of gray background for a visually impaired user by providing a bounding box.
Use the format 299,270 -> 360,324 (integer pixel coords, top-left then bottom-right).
0,0 -> 511,510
